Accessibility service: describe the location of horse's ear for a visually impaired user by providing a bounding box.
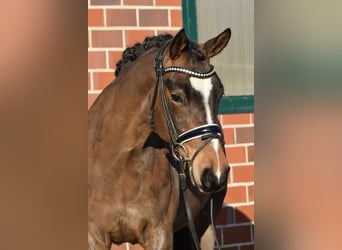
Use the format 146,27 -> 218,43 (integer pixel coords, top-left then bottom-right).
203,28 -> 231,58
169,28 -> 188,59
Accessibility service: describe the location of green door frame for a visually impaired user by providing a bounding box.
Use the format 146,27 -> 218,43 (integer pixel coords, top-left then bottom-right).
182,0 -> 254,114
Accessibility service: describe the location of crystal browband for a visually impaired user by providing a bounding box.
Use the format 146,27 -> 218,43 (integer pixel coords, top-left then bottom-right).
163,65 -> 215,79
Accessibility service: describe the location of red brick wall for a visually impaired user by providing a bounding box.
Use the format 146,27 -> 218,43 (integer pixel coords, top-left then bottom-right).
88,1 -> 254,249
88,0 -> 182,109
217,113 -> 254,250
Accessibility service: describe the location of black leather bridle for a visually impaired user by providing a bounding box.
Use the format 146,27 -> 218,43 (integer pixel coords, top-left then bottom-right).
148,40 -> 225,250
148,40 -> 224,162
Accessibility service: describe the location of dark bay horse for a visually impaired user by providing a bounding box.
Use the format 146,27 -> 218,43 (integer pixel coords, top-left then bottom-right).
88,28 -> 231,250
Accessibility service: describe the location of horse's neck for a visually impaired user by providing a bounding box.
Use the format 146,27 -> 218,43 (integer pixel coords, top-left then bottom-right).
88,55 -> 156,157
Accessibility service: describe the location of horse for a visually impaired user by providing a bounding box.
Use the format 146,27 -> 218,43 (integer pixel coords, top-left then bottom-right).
88,28 -> 231,250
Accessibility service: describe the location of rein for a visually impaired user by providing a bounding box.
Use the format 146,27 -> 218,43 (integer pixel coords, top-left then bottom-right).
148,41 -> 224,249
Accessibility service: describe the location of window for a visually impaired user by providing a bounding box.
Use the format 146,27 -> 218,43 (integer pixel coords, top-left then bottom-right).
182,0 -> 254,113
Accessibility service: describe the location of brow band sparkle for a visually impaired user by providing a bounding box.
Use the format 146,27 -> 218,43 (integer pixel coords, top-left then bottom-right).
163,66 -> 215,79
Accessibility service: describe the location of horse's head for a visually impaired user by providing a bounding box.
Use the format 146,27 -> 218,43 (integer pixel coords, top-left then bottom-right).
151,28 -> 231,193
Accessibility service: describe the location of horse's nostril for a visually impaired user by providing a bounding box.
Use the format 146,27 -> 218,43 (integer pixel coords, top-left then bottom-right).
201,168 -> 221,191
201,168 -> 214,189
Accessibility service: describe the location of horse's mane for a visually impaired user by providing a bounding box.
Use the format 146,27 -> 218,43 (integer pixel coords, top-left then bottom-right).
115,34 -> 173,77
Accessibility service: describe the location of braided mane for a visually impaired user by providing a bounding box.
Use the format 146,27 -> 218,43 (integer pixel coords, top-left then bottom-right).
115,34 -> 173,77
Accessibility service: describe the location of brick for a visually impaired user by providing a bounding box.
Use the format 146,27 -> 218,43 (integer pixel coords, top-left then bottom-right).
221,247 -> 238,250
91,0 -> 120,5
88,9 -> 104,26
93,72 -> 114,90
222,114 -> 250,125
226,146 -> 246,164
224,186 -> 246,204
88,30 -> 91,48
215,227 -> 222,245
139,9 -> 168,26
155,0 -> 181,6
216,206 -> 235,225
106,9 -> 137,26
128,243 -> 144,250
232,165 -> 254,183
92,30 -> 123,48
218,114 -> 223,123
123,0 -> 153,5
240,244 -> 255,250
109,51 -> 124,70
88,73 -> 91,90
251,224 -> 254,241
170,9 -> 182,27
124,30 -> 154,47
236,205 -> 254,222
223,127 -> 235,145
88,51 -> 106,69
88,93 -> 99,109
248,185 -> 254,202
222,225 -> 252,245
250,113 -> 254,124
236,127 -> 254,143
110,243 -> 126,250
156,29 -> 179,36
247,145 -> 254,162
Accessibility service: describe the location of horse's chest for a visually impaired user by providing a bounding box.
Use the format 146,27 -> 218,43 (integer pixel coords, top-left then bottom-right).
109,150 -> 179,241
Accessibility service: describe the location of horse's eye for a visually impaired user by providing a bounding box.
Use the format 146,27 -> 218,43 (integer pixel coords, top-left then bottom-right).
171,93 -> 183,103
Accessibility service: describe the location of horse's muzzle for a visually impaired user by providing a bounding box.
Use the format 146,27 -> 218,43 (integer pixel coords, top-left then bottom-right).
200,165 -> 230,192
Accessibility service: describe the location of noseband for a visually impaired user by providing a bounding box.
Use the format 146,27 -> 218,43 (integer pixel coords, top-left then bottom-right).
148,41 -> 225,250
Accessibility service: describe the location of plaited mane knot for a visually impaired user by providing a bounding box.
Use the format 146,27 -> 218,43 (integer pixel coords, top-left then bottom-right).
115,34 -> 173,77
